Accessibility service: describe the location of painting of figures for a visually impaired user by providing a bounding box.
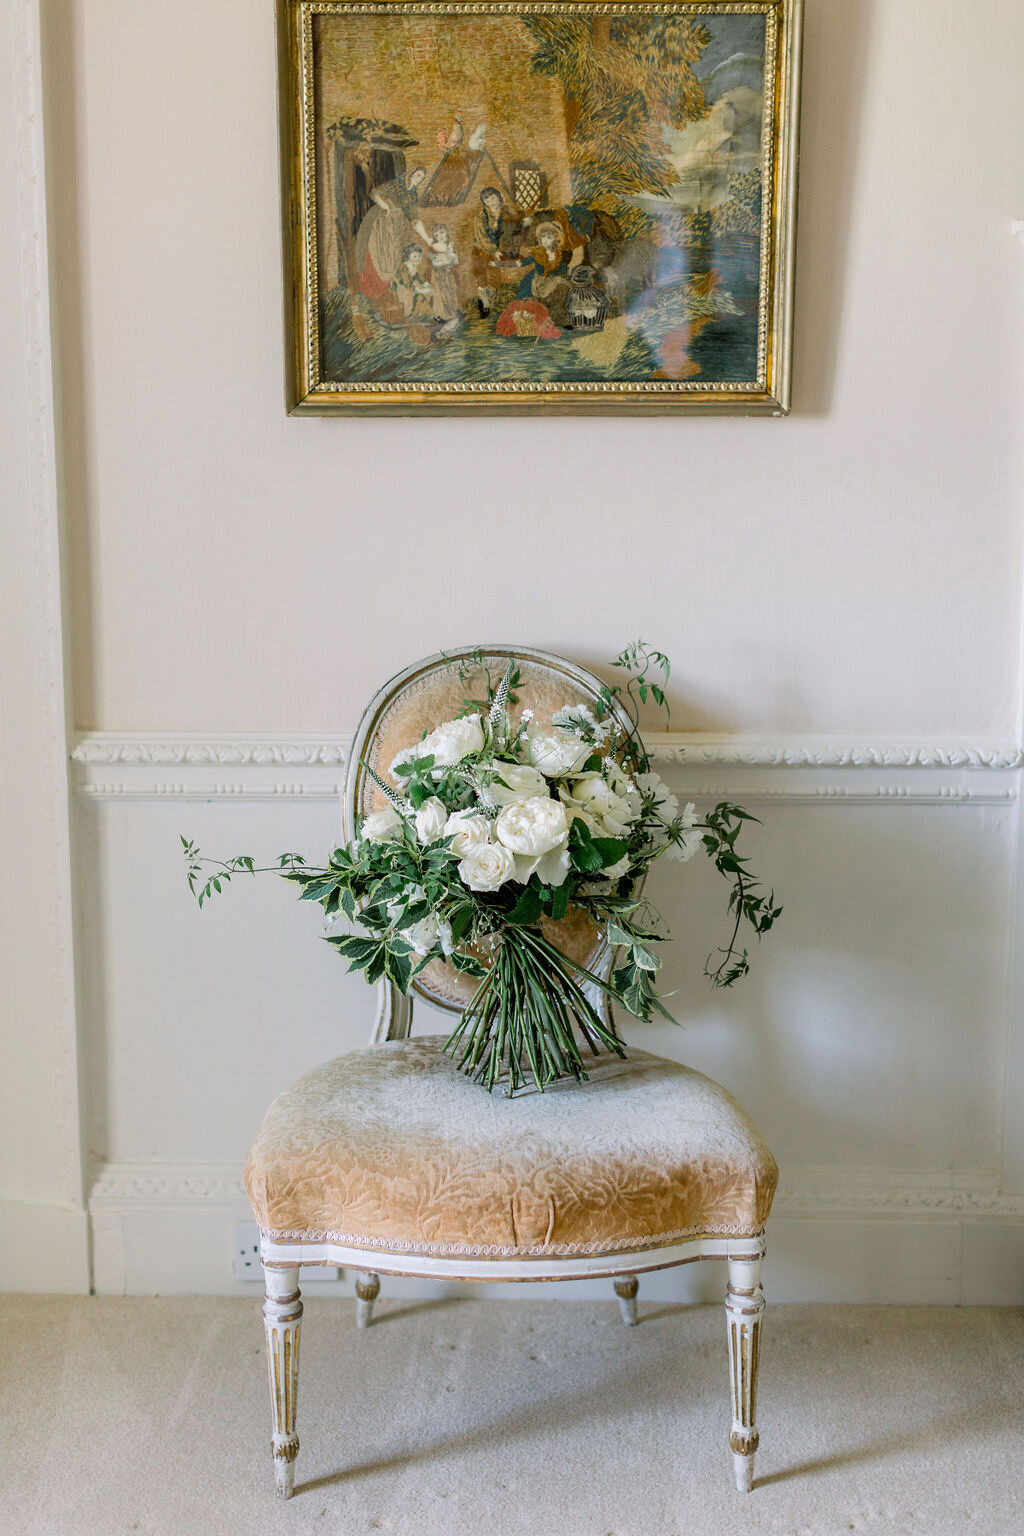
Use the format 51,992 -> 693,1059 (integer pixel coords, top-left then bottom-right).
281,2 -> 801,412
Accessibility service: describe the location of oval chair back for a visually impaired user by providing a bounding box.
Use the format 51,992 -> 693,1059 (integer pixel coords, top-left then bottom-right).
342,645 -> 633,1030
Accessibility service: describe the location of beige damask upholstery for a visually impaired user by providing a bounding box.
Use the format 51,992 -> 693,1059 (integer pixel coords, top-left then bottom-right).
245,1036 -> 778,1258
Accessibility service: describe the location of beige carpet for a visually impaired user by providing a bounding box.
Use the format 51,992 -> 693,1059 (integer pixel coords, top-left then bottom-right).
3,1295 -> 1022,1536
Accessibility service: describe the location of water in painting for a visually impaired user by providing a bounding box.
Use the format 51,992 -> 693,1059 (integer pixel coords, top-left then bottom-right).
313,9 -> 769,386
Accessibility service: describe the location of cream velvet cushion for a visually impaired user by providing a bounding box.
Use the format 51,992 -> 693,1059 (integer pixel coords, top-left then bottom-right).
245,1038 -> 778,1259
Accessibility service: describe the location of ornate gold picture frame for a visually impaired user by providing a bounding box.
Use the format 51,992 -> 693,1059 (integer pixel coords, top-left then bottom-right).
278,0 -> 802,414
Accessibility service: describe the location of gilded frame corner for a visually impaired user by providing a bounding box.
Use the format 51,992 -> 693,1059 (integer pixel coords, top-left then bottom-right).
278,0 -> 802,416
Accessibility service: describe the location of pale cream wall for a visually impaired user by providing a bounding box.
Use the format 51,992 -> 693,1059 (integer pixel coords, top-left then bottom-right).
48,0 -> 1024,737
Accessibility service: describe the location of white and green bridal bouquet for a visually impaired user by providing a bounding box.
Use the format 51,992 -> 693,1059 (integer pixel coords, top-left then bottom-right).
182,644 -> 780,1092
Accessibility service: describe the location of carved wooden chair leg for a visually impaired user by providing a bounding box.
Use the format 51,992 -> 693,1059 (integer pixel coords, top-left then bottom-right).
355,1271 -> 381,1328
725,1254 -> 765,1493
262,1265 -> 302,1498
613,1273 -> 639,1326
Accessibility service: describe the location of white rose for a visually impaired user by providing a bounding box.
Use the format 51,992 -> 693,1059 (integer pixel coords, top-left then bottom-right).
414,796 -> 449,844
495,795 -> 570,884
482,762 -> 548,807
526,725 -> 591,778
444,810 -> 492,857
389,714 -> 485,780
559,771 -> 641,840
603,855 -> 631,880
361,805 -> 404,843
458,842 -> 515,892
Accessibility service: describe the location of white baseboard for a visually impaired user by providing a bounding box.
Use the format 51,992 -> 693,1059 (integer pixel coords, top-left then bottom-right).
86,1161 -> 1024,1303
0,1202 -> 90,1293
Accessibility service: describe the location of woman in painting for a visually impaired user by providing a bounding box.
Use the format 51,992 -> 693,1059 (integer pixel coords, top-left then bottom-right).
517,218 -> 585,328
356,166 -> 429,300
470,186 -> 524,318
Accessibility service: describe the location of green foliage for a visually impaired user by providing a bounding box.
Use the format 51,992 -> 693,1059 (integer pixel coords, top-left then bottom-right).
521,14 -> 711,229
700,803 -> 783,987
180,642 -> 783,1089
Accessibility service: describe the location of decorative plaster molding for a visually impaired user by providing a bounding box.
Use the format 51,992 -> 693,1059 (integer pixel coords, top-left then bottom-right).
90,1163 -> 248,1206
71,734 -> 350,767
88,1160 -> 1024,1223
648,737 -> 1024,770
71,732 -> 1023,772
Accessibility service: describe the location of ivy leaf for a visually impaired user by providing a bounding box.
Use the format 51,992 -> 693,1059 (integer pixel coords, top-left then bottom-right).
506,882 -> 546,926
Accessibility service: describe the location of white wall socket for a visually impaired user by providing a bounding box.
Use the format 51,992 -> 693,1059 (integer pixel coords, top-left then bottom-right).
234,1221 -> 339,1282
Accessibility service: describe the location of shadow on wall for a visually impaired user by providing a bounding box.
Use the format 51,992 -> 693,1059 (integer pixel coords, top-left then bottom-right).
791,0 -> 879,417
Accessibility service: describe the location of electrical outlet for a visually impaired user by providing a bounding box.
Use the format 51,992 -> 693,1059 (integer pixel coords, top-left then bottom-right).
233,1221 -> 340,1282
235,1221 -> 262,1279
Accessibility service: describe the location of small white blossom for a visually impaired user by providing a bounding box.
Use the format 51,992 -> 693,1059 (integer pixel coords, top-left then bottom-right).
637,771 -> 679,827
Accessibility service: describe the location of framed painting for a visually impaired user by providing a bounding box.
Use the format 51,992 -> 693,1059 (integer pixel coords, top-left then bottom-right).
278,0 -> 802,414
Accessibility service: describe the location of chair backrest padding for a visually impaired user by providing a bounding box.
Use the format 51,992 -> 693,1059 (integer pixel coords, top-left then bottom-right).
344,646 -> 629,1012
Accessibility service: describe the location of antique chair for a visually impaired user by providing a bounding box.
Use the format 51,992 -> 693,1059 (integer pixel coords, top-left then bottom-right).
244,647 -> 778,1499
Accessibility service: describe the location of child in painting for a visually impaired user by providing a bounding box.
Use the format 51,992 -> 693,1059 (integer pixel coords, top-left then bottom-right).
425,224 -> 462,333
390,244 -> 435,323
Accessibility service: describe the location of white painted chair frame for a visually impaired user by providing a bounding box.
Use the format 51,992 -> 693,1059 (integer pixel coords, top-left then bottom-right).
258,647 -> 769,1498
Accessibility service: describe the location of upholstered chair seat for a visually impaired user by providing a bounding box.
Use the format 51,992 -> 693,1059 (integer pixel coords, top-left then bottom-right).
246,1037 -> 778,1259
250,647 -> 777,1501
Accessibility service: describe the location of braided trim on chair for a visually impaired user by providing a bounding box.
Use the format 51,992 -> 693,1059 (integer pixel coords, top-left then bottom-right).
258,1220 -> 767,1260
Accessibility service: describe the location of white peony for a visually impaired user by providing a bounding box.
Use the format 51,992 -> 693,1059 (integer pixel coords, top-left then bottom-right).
361,805 -> 405,843
444,810 -> 492,857
458,842 -> 515,892
414,796 -> 449,844
389,714 -> 485,780
482,762 -> 548,807
559,771 -> 641,840
495,795 -> 570,884
526,725 -> 592,778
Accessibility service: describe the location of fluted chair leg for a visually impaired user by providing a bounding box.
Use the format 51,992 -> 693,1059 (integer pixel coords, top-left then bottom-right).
614,1274 -> 639,1326
262,1265 -> 302,1498
725,1255 -> 765,1493
355,1271 -> 381,1328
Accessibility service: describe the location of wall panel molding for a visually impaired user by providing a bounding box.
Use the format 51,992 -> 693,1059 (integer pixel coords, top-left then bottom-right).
72,730 -> 1024,771
71,731 -> 1023,806
88,1158 -> 1024,1224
